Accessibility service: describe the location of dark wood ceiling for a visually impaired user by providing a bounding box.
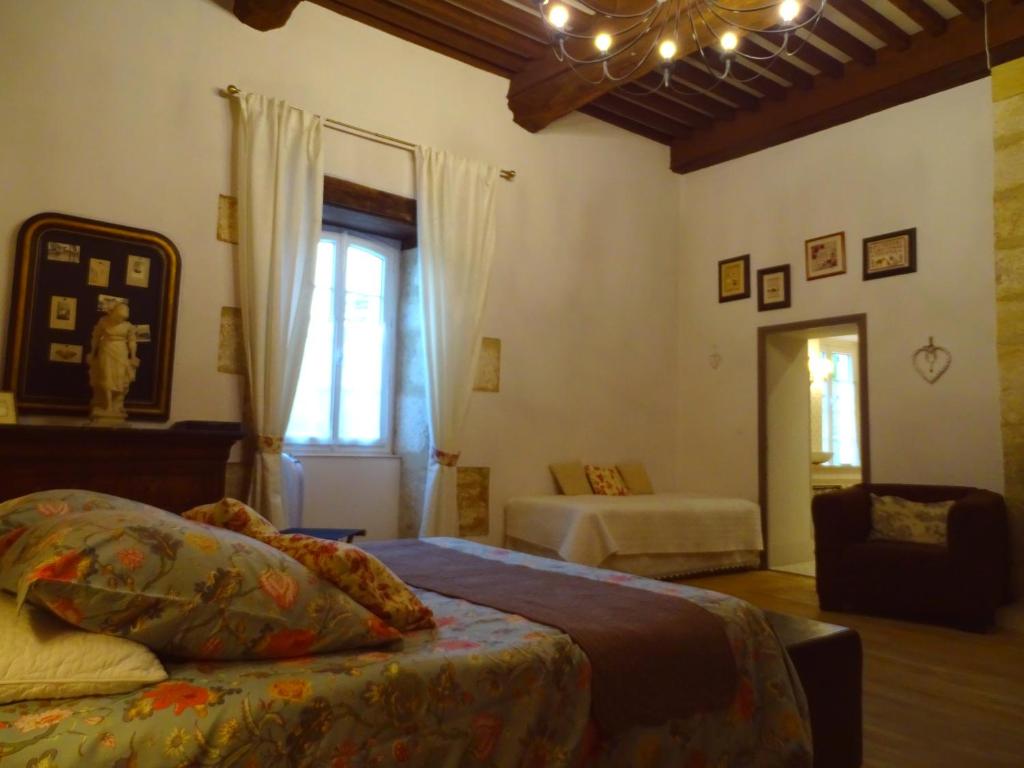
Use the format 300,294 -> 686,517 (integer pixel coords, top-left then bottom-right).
234,0 -> 1024,174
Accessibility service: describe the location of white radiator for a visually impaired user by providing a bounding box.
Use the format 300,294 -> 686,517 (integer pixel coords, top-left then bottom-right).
281,453 -> 304,528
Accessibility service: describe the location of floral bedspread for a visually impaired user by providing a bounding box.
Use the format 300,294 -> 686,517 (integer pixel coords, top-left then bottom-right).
0,539 -> 812,768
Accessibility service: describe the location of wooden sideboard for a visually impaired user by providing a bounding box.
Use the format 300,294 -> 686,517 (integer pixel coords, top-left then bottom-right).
0,422 -> 244,512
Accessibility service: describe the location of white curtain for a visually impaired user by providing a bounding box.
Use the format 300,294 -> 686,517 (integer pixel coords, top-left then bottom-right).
232,93 -> 324,528
416,147 -> 498,537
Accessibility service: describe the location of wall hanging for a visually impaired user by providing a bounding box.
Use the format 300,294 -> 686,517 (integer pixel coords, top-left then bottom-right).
912,336 -> 951,384
864,228 -> 916,280
3,212 -> 181,420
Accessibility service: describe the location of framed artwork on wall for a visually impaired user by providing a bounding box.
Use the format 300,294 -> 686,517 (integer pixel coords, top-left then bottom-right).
718,254 -> 751,303
758,265 -> 791,311
3,212 -> 181,420
863,228 -> 916,280
805,232 -> 846,280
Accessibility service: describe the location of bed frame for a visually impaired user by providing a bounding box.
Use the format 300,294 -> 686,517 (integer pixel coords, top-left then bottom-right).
0,421 -> 243,511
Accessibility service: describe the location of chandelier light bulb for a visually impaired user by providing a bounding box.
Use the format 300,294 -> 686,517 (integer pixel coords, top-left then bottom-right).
720,31 -> 739,52
547,3 -> 570,30
658,39 -> 678,61
779,0 -> 800,22
594,32 -> 613,52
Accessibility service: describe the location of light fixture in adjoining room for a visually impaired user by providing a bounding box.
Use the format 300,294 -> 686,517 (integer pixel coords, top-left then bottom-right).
535,0 -> 828,97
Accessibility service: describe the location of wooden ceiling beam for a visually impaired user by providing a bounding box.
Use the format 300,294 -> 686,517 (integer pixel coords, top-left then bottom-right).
441,0 -> 548,43
614,88 -> 714,128
636,73 -> 740,121
946,0 -> 986,19
886,0 -> 947,36
798,12 -> 877,66
579,104 -> 676,145
828,0 -> 912,50
786,36 -> 845,77
594,93 -> 699,136
671,0 -> 1024,174
736,38 -> 816,90
314,0 -> 524,75
676,60 -> 763,112
384,0 -> 547,59
731,62 -> 789,101
233,0 -> 303,30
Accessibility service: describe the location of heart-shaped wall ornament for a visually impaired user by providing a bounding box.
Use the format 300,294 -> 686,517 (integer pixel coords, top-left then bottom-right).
912,337 -> 951,384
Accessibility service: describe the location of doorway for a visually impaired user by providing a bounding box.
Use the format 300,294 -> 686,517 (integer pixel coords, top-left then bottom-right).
757,314 -> 870,576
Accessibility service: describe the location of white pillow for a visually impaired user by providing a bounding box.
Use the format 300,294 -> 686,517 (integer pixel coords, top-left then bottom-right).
0,593 -> 167,704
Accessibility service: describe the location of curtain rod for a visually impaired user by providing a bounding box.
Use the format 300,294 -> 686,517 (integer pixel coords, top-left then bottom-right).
223,85 -> 516,181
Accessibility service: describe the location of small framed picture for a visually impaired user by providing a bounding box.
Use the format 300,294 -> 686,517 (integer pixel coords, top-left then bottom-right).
805,232 -> 846,280
863,228 -> 916,280
49,296 -> 77,331
0,391 -> 16,424
718,255 -> 751,303
88,258 -> 111,288
49,343 -> 84,364
757,265 -> 791,311
126,254 -> 151,288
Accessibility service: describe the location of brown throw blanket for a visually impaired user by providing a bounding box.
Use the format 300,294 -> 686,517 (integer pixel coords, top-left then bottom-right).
363,539 -> 737,732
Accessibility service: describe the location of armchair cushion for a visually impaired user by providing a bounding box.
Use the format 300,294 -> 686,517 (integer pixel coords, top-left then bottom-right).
868,493 -> 953,546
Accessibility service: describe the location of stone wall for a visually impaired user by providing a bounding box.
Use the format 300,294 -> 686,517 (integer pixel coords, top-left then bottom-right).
992,60 -> 1024,600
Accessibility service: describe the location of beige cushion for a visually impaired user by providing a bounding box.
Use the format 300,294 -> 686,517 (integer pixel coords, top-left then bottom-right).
584,465 -> 631,496
549,461 -> 592,495
0,593 -> 167,704
869,494 -> 953,546
617,463 -> 654,494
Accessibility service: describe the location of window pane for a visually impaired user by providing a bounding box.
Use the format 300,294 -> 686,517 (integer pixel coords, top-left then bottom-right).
337,244 -> 386,444
346,246 -> 384,297
286,240 -> 337,442
822,351 -> 860,467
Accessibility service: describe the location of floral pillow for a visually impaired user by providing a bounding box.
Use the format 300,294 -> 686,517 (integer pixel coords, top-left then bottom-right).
0,505 -> 401,659
869,494 -> 953,546
184,499 -> 434,631
0,489 -> 156,535
584,465 -> 631,496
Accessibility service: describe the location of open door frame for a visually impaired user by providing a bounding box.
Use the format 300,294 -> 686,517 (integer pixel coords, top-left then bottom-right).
757,313 -> 871,569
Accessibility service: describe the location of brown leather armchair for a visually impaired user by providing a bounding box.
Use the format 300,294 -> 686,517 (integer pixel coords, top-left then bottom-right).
813,483 -> 1010,631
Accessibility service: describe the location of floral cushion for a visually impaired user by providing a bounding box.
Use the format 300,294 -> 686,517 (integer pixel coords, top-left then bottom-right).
184,499 -> 434,631
584,465 -> 631,496
869,494 -> 953,546
0,505 -> 401,659
0,489 -> 156,535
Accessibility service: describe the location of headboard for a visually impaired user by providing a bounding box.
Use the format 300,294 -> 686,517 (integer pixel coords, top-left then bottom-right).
0,422 -> 245,512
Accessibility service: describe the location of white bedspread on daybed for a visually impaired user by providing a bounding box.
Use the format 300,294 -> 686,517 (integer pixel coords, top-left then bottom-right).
505,493 -> 763,578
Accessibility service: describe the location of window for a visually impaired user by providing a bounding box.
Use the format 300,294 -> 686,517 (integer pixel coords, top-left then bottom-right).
286,231 -> 399,452
820,343 -> 860,467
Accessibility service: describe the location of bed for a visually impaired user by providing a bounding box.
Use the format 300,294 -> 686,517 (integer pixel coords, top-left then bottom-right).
505,493 -> 764,578
0,426 -> 810,767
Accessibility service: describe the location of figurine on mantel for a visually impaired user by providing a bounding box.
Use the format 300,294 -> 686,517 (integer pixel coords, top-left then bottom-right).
87,301 -> 140,425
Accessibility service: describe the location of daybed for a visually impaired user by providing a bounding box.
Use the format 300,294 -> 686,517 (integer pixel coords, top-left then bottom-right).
505,492 -> 763,578
0,429 -> 813,767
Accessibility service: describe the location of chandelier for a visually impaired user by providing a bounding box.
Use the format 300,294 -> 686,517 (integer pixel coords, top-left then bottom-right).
534,0 -> 829,97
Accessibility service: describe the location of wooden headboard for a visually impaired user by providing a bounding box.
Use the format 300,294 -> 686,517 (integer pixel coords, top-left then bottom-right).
0,422 -> 245,512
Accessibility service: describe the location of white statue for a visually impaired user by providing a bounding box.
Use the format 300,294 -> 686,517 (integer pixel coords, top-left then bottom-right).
87,302 -> 140,423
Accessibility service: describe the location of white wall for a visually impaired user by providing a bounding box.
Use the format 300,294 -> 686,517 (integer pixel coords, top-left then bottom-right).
675,81 -> 1005,503
0,0 -> 680,542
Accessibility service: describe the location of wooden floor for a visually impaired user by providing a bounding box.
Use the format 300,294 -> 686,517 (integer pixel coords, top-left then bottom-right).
680,570 -> 1024,768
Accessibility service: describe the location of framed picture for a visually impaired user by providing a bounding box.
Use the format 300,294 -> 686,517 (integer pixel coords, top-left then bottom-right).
0,392 -> 15,424
757,265 -> 791,311
805,232 -> 846,280
3,212 -> 181,420
718,254 -> 751,303
863,228 -> 916,280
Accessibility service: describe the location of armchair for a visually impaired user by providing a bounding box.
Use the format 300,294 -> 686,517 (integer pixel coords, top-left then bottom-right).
813,483 -> 1010,631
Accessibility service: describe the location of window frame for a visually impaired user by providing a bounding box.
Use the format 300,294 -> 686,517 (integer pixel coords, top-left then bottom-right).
285,228 -> 401,456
